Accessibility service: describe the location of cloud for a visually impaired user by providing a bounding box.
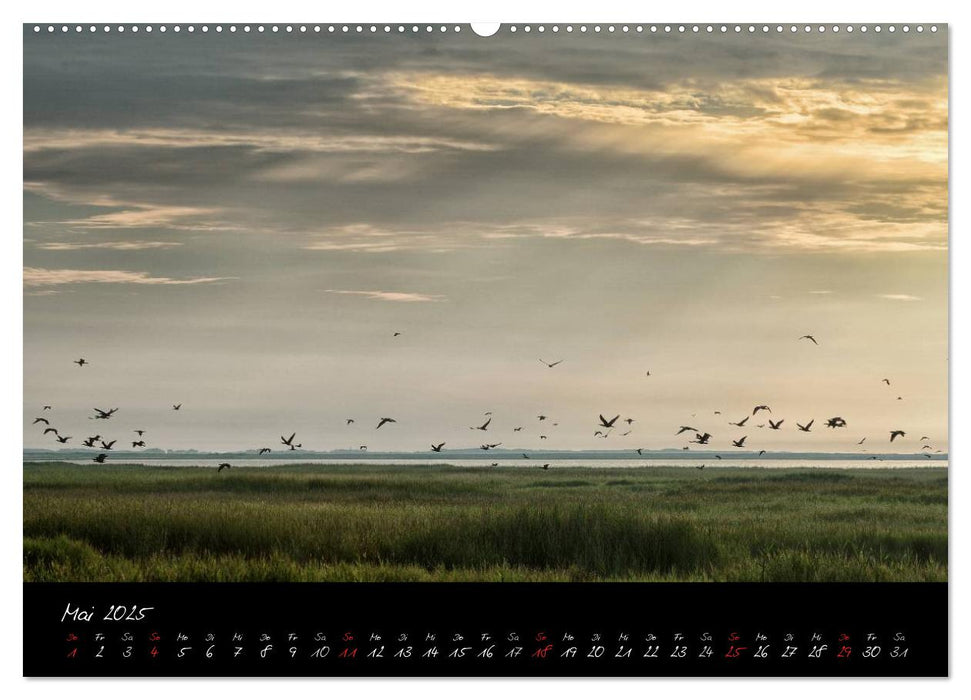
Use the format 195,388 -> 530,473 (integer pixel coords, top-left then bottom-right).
35,241 -> 182,251
323,289 -> 445,303
23,267 -> 232,287
878,293 -> 923,301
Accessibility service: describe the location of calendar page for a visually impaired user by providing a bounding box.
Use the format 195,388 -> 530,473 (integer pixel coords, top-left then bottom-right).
22,22 -> 948,677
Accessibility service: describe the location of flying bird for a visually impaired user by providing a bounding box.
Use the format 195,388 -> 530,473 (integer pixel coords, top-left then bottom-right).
281,433 -> 297,447
636,448 -> 644,455
890,430 -> 906,442
471,417 -> 491,431
217,463 -> 232,472
539,359 -> 563,368
33,418 -> 49,425
172,404 -> 182,411
131,441 -> 145,447
133,430 -> 146,436
857,437 -> 867,445
258,448 -> 271,455
92,453 -> 107,463
55,435 -> 71,443
624,418 -> 635,425
921,436 -> 930,441
359,446 -> 367,451
691,432 -> 712,445
883,378 -> 891,385
82,438 -> 96,447
539,435 -> 548,440
696,464 -> 705,470
480,443 -> 502,450
542,464 -> 550,470
730,416 -> 749,427
376,418 -> 396,429
74,358 -> 87,366
393,332 -> 401,337
346,419 -> 355,425
598,414 -> 620,428
826,417 -> 847,429
431,442 -> 445,452
522,454 -> 530,459
43,427 -> 59,435
768,419 -> 784,430
797,419 -> 814,432
732,436 -> 747,448
100,440 -> 116,450
752,405 -> 771,415
676,426 -> 698,435
537,415 -> 548,421
799,335 -> 818,345
93,408 -> 118,419
513,427 -> 523,432
758,450 -> 766,456
42,405 -> 51,411
715,455 -> 722,460
289,443 -> 302,451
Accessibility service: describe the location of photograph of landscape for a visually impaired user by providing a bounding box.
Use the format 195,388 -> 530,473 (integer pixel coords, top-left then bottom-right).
23,25 -> 948,584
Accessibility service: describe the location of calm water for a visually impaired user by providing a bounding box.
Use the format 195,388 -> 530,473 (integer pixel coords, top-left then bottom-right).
24,457 -> 947,470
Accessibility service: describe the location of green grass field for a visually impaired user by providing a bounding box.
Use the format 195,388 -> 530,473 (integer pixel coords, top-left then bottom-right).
23,462 -> 947,583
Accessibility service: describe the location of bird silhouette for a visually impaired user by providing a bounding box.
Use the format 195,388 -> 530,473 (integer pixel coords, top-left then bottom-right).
42,405 -> 51,411
490,462 -> 498,467
92,453 -> 107,463
258,448 -> 271,455
101,440 -> 116,450
43,427 -> 58,435
826,417 -> 847,429
598,414 -> 620,428
539,435 -> 548,440
636,448 -> 644,455
691,432 -> 712,445
33,418 -> 49,425
922,445 -> 932,450
752,405 -> 771,415
537,415 -> 547,421
539,359 -> 563,368
346,419 -> 355,425
797,419 -> 814,432
74,358 -> 87,366
676,426 -> 697,435
55,435 -> 71,443
883,378 -> 891,385
733,436 -> 747,447
513,427 -> 523,432
82,438 -> 96,447
696,464 -> 705,470
471,417 -> 491,431
431,442 -> 445,452
133,430 -> 146,436
217,463 -> 231,472
393,332 -> 401,337
93,408 -> 118,419
376,418 -> 396,429
542,464 -> 550,470
289,443 -> 302,451
624,418 -> 635,425
715,455 -> 722,460
480,443 -> 502,450
799,335 -> 818,345
172,404 -> 182,411
621,430 -> 631,436
890,430 -> 906,442
522,453 -> 530,459
758,450 -> 766,456
131,441 -> 145,447
857,437 -> 867,445
921,436 -> 930,441
730,416 -> 749,427
768,419 -> 784,430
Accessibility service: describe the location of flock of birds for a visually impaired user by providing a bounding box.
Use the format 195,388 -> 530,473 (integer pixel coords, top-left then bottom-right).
29,338 -> 944,471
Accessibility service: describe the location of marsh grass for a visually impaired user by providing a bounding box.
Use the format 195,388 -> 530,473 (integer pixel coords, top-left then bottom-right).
23,462 -> 947,582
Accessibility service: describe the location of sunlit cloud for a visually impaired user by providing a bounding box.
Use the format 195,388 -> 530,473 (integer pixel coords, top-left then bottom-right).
878,293 -> 923,301
35,241 -> 182,251
23,267 -> 232,287
323,289 -> 445,303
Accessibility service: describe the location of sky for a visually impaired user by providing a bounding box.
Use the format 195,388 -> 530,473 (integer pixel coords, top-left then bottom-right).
22,26 -> 948,454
